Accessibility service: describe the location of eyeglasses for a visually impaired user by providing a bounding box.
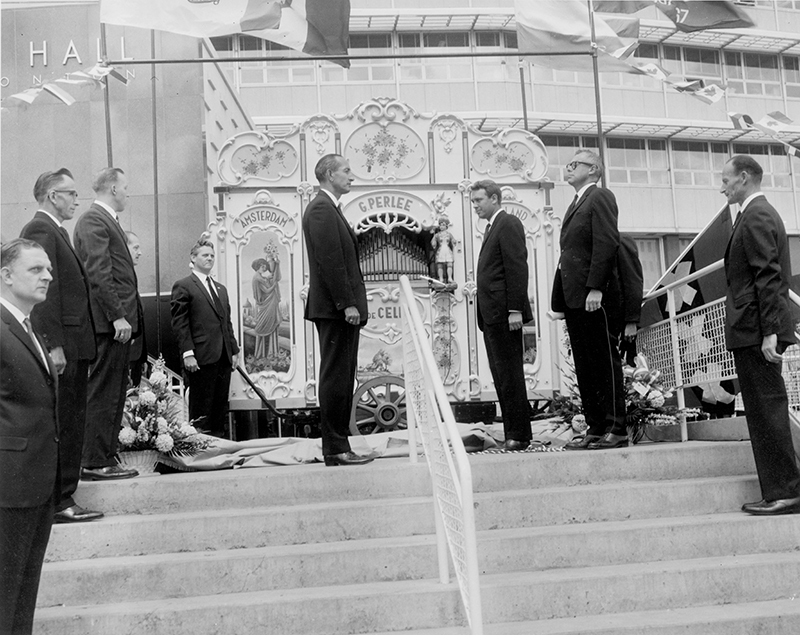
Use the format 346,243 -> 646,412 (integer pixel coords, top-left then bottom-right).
565,161 -> 595,171
51,189 -> 79,198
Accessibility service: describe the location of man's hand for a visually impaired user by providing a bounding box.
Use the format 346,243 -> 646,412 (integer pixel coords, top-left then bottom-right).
761,333 -> 782,363
184,354 -> 199,372
49,346 -> 67,375
232,353 -> 239,370
585,289 -> 603,312
623,323 -> 637,341
508,312 -> 523,331
113,317 -> 132,343
344,306 -> 361,326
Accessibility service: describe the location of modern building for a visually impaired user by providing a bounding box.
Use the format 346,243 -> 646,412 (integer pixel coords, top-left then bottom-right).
2,0 -> 800,372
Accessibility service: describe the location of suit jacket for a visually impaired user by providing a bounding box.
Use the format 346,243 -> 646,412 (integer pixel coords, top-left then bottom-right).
170,273 -> 239,366
0,305 -> 59,508
724,195 -> 795,350
476,210 -> 533,329
302,192 -> 368,323
552,185 -> 620,312
20,211 -> 96,361
73,203 -> 140,335
618,234 -> 644,324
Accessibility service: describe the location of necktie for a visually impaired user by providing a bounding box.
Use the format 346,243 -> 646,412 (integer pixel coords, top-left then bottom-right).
566,195 -> 578,216
206,277 -> 224,314
23,317 -> 49,372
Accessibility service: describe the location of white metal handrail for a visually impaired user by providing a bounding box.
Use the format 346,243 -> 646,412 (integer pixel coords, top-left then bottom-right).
637,259 -> 800,440
399,276 -> 483,635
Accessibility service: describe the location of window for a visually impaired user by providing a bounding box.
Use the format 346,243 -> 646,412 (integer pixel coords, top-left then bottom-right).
634,238 -> 663,292
474,31 -> 518,82
784,56 -> 800,99
397,32 -> 472,82
538,135 -> 580,182
322,33 -> 393,83
663,46 -> 721,81
672,141 -> 729,186
732,143 -> 792,188
539,135 -> 600,182
724,51 -> 781,96
607,138 -> 669,185
238,36 -> 315,85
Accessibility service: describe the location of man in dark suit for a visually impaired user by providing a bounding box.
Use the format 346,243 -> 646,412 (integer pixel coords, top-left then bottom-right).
302,154 -> 373,467
73,167 -> 139,480
20,169 -> 103,523
471,179 -> 534,451
0,238 -> 59,635
617,234 -> 644,367
721,154 -> 800,516
552,149 -> 626,450
125,231 -> 148,387
170,239 -> 239,438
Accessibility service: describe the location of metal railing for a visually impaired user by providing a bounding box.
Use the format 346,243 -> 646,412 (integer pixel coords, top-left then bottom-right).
637,259 -> 800,439
399,275 -> 483,635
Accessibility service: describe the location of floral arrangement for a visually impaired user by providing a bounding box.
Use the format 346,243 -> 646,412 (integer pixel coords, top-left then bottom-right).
264,240 -> 279,261
119,357 -> 211,456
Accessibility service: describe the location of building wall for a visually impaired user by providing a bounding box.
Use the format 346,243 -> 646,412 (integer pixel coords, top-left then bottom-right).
0,3 -> 207,296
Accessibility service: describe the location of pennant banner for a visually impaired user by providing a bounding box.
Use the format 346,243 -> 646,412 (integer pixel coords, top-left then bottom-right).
100,0 -> 351,67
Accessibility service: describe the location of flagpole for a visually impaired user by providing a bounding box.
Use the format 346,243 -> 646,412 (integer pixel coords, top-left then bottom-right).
518,59 -> 529,131
587,0 -> 607,187
150,30 -> 163,354
100,23 -> 113,166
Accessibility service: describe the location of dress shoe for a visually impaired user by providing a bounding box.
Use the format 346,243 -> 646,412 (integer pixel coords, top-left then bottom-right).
502,439 -> 531,452
742,496 -> 800,516
564,434 -> 602,450
54,504 -> 104,524
81,465 -> 139,481
324,452 -> 375,467
588,432 -> 629,450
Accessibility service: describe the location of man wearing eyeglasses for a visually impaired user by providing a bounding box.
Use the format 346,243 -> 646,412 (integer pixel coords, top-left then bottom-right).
20,169 -> 104,523
74,168 -> 141,480
552,150 -> 626,450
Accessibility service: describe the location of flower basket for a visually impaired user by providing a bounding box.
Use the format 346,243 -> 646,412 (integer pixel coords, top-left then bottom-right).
119,449 -> 162,475
119,356 -> 212,460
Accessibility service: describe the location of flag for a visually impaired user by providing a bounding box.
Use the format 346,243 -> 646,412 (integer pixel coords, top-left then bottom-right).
100,0 -> 351,66
640,205 -> 733,328
595,0 -> 754,32
514,0 -> 640,72
654,0 -> 754,32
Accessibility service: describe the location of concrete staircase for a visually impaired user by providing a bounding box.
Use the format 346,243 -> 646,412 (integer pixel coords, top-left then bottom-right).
34,441 -> 800,634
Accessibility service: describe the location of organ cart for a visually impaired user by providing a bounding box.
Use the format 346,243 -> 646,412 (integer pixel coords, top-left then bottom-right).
208,97 -> 561,437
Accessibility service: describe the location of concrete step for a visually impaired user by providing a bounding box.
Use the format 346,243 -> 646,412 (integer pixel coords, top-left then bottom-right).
44,474 -> 760,562
39,512 -> 800,608
34,552 -> 800,635
69,441 -> 755,517
364,598 -> 800,635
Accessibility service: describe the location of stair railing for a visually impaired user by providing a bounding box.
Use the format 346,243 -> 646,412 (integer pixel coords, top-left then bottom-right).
636,259 -> 800,439
398,275 -> 484,635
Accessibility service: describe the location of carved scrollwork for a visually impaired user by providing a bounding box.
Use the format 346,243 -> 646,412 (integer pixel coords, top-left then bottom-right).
354,210 -> 420,236
470,128 -> 549,182
342,97 -> 421,124
430,113 -> 466,154
300,115 -> 339,156
218,130 -> 300,185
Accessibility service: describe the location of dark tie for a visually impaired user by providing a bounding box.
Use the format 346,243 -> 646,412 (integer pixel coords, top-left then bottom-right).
566,195 -> 578,216
206,277 -> 224,314
23,317 -> 49,371
58,225 -> 71,245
